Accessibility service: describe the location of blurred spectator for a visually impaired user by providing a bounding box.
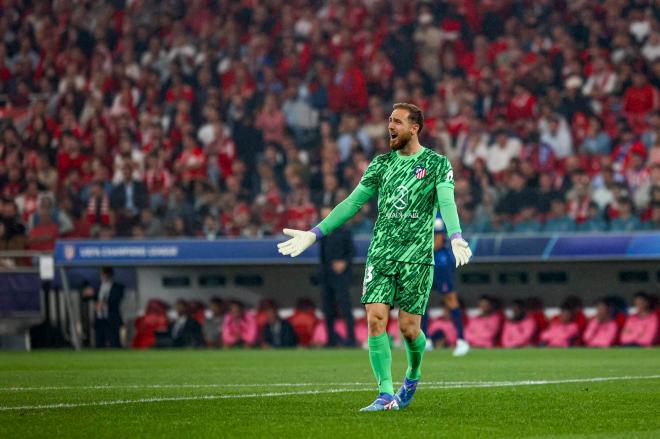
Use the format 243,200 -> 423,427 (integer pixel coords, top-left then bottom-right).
513,206 -> 542,234
465,295 -> 502,348
576,202 -> 608,232
201,215 -> 222,240
222,300 -> 258,348
486,131 -> 521,175
318,205 -> 356,347
84,267 -> 124,348
609,198 -> 642,231
620,292 -> 659,347
140,208 -> 165,238
501,300 -> 537,348
255,94 -> 287,147
543,199 -> 576,233
623,72 -> 659,132
497,172 -> 535,218
0,221 -> 24,268
170,299 -> 205,348
539,302 -> 580,348
26,199 -> 59,251
311,318 -> 353,347
539,114 -> 573,159
132,299 -> 169,349
535,174 -> 563,215
110,162 -> 149,214
583,298 -> 619,348
634,164 -> 660,210
260,301 -> 297,348
288,298 -> 319,347
427,305 -> 460,348
0,0 -> 659,238
204,297 -> 225,348
581,117 -> 612,156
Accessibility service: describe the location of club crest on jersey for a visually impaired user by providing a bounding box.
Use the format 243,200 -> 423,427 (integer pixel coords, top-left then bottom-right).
413,165 -> 427,179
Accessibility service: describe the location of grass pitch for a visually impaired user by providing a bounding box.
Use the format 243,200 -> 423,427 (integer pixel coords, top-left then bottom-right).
1,348 -> 659,438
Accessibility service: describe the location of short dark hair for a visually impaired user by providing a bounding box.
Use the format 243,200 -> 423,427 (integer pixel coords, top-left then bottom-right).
393,102 -> 424,134
101,267 -> 114,277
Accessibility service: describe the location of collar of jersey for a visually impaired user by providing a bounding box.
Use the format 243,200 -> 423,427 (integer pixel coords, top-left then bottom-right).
395,146 -> 426,161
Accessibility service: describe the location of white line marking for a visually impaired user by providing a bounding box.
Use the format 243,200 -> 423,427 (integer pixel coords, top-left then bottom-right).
0,383 -> 369,392
1,375 -> 658,412
3,375 -> 660,392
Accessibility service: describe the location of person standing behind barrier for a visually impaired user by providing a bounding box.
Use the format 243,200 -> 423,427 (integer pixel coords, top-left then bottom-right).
424,214 -> 470,356
319,205 -> 356,347
92,267 -> 124,348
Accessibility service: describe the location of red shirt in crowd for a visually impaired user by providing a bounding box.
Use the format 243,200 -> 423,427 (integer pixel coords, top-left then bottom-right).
623,84 -> 659,117
27,222 -> 59,251
57,151 -> 88,180
175,146 -> 206,180
328,65 -> 368,113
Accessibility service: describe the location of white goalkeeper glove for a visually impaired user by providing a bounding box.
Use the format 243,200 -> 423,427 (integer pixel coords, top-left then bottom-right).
450,235 -> 472,268
277,228 -> 317,257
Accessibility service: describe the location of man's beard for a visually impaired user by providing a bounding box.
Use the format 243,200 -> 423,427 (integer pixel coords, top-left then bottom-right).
389,131 -> 411,151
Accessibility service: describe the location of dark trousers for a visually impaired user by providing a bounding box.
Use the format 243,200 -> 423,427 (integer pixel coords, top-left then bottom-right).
321,274 -> 356,346
95,318 -> 121,348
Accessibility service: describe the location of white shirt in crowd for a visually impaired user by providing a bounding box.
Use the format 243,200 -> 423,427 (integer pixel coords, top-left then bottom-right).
486,137 -> 522,174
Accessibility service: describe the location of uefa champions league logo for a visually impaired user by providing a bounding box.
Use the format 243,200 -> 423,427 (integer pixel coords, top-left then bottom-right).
64,245 -> 76,261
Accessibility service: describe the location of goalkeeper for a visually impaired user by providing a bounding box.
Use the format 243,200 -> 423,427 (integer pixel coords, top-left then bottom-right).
278,103 -> 472,412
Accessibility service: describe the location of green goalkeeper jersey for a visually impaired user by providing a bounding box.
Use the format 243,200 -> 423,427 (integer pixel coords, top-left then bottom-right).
316,146 -> 460,266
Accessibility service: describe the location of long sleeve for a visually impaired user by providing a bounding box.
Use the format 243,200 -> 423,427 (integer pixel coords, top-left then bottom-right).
316,184 -> 375,236
436,184 -> 462,237
434,155 -> 461,237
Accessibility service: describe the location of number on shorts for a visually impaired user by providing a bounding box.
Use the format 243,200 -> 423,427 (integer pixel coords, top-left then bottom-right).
364,265 -> 374,284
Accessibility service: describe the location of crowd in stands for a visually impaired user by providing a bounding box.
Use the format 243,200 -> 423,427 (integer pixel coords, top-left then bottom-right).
3,0 -> 660,259
129,292 -> 659,349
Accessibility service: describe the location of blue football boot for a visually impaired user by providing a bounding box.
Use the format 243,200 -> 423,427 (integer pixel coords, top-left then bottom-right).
394,377 -> 418,409
359,392 -> 400,412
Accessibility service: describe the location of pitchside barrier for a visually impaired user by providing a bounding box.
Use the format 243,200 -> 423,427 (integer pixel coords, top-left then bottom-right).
44,232 -> 660,349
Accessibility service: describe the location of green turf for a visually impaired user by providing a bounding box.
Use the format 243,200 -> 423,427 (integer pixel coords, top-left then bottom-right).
0,348 -> 659,438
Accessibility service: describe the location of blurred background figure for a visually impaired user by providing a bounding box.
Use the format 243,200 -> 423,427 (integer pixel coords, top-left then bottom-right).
318,206 -> 356,347
583,298 -> 619,348
260,300 -> 297,348
423,214 -> 469,356
426,305 -> 460,349
501,299 -> 537,348
288,298 -> 319,348
204,297 -> 226,348
540,300 -> 580,348
83,267 -> 124,348
620,292 -> 658,347
223,300 -> 258,348
170,299 -> 204,348
465,295 -> 502,348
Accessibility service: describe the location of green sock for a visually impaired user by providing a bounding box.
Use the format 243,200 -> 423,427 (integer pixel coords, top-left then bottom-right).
368,333 -> 394,395
404,331 -> 426,381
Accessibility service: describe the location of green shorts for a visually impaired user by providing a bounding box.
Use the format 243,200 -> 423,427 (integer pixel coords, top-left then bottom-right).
360,258 -> 434,315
